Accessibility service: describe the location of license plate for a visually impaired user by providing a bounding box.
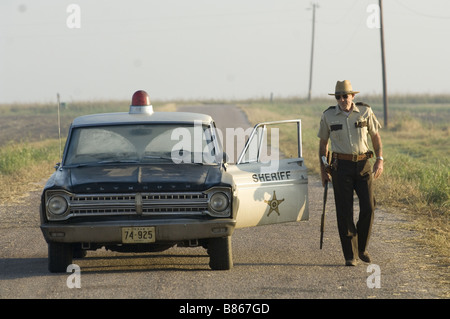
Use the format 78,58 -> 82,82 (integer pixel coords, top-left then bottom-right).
122,226 -> 155,243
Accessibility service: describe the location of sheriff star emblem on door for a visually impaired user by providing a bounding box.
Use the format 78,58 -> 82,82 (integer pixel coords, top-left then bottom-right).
264,191 -> 285,216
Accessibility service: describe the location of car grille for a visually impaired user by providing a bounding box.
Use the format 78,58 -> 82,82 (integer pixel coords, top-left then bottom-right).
69,192 -> 209,217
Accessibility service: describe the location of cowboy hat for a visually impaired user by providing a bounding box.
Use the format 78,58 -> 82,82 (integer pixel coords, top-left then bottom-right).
328,80 -> 360,95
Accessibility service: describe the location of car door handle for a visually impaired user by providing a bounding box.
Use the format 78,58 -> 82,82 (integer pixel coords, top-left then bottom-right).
287,159 -> 304,166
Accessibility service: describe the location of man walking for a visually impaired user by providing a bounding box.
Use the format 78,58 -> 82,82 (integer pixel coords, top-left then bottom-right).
317,80 -> 384,266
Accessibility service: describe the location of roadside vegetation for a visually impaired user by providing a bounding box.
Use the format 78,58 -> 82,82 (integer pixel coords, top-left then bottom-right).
0,96 -> 448,266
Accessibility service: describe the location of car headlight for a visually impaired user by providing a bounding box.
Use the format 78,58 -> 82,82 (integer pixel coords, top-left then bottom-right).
209,192 -> 229,214
47,195 -> 69,215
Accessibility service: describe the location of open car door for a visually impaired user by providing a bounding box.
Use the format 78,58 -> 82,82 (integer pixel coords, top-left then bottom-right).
226,120 -> 309,229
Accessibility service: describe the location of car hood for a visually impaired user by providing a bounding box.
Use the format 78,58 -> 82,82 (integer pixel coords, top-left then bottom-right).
49,164 -> 224,193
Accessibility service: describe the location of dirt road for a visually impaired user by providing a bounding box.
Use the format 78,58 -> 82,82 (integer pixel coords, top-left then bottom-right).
0,104 -> 447,301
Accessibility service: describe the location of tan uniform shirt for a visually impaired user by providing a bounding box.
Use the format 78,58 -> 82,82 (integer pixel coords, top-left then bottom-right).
317,102 -> 381,155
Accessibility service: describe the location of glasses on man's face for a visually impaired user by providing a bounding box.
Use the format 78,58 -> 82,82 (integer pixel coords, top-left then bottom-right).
335,94 -> 349,100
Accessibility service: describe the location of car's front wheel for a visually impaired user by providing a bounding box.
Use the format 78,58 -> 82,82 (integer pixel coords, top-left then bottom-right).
48,242 -> 73,273
207,236 -> 233,270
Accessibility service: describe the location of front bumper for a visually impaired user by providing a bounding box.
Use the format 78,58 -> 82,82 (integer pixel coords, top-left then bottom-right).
40,218 -> 235,244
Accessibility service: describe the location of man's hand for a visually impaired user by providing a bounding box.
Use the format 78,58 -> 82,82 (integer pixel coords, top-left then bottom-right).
321,166 -> 331,186
370,133 -> 383,179
373,158 -> 383,179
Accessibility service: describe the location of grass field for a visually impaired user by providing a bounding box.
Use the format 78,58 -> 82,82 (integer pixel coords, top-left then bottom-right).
0,96 -> 448,263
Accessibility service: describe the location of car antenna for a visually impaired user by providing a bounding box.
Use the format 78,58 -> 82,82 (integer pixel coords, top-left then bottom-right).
57,93 -> 62,164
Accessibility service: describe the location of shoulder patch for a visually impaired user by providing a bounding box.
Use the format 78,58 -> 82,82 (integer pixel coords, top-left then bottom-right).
323,105 -> 335,113
356,102 -> 370,108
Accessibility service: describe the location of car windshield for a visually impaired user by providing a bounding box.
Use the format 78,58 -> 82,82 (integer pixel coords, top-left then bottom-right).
64,123 -> 220,166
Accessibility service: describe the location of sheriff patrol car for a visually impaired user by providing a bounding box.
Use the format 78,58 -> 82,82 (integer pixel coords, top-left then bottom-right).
40,91 -> 309,272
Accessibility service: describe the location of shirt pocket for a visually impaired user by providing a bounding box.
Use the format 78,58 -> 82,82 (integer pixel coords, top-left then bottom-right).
355,120 -> 368,141
330,123 -> 343,142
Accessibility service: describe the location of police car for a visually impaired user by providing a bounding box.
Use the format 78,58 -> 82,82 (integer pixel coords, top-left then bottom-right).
40,91 -> 309,272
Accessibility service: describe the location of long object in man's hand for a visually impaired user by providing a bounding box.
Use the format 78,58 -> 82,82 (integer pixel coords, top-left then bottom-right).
320,181 -> 328,249
320,155 -> 330,250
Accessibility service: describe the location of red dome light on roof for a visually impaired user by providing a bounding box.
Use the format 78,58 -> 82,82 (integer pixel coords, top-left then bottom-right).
131,90 -> 151,106
129,90 -> 154,114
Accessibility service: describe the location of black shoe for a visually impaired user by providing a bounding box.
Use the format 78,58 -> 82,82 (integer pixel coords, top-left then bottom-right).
358,251 -> 371,263
345,259 -> 356,266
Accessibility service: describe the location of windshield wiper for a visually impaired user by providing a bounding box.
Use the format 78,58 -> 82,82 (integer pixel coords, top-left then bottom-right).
143,155 -> 174,161
97,159 -> 140,164
64,163 -> 92,168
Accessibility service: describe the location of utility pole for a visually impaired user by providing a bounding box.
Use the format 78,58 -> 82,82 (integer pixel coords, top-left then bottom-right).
379,0 -> 388,127
307,3 -> 318,101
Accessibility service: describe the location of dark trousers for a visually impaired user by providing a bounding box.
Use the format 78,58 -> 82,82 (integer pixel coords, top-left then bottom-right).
331,159 -> 375,261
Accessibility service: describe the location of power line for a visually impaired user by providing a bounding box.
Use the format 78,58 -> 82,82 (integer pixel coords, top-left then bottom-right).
394,0 -> 450,19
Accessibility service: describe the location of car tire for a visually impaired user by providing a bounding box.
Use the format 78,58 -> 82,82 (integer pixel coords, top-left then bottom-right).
48,242 -> 73,273
208,236 -> 233,270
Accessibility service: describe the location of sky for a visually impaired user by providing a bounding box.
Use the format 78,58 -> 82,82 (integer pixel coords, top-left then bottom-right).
1,0 -> 450,104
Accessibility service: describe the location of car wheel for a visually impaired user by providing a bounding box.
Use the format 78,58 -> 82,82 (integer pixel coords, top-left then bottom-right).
207,236 -> 233,270
48,242 -> 73,273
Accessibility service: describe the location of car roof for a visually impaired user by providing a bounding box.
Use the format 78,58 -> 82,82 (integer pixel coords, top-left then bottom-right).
71,111 -> 214,127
